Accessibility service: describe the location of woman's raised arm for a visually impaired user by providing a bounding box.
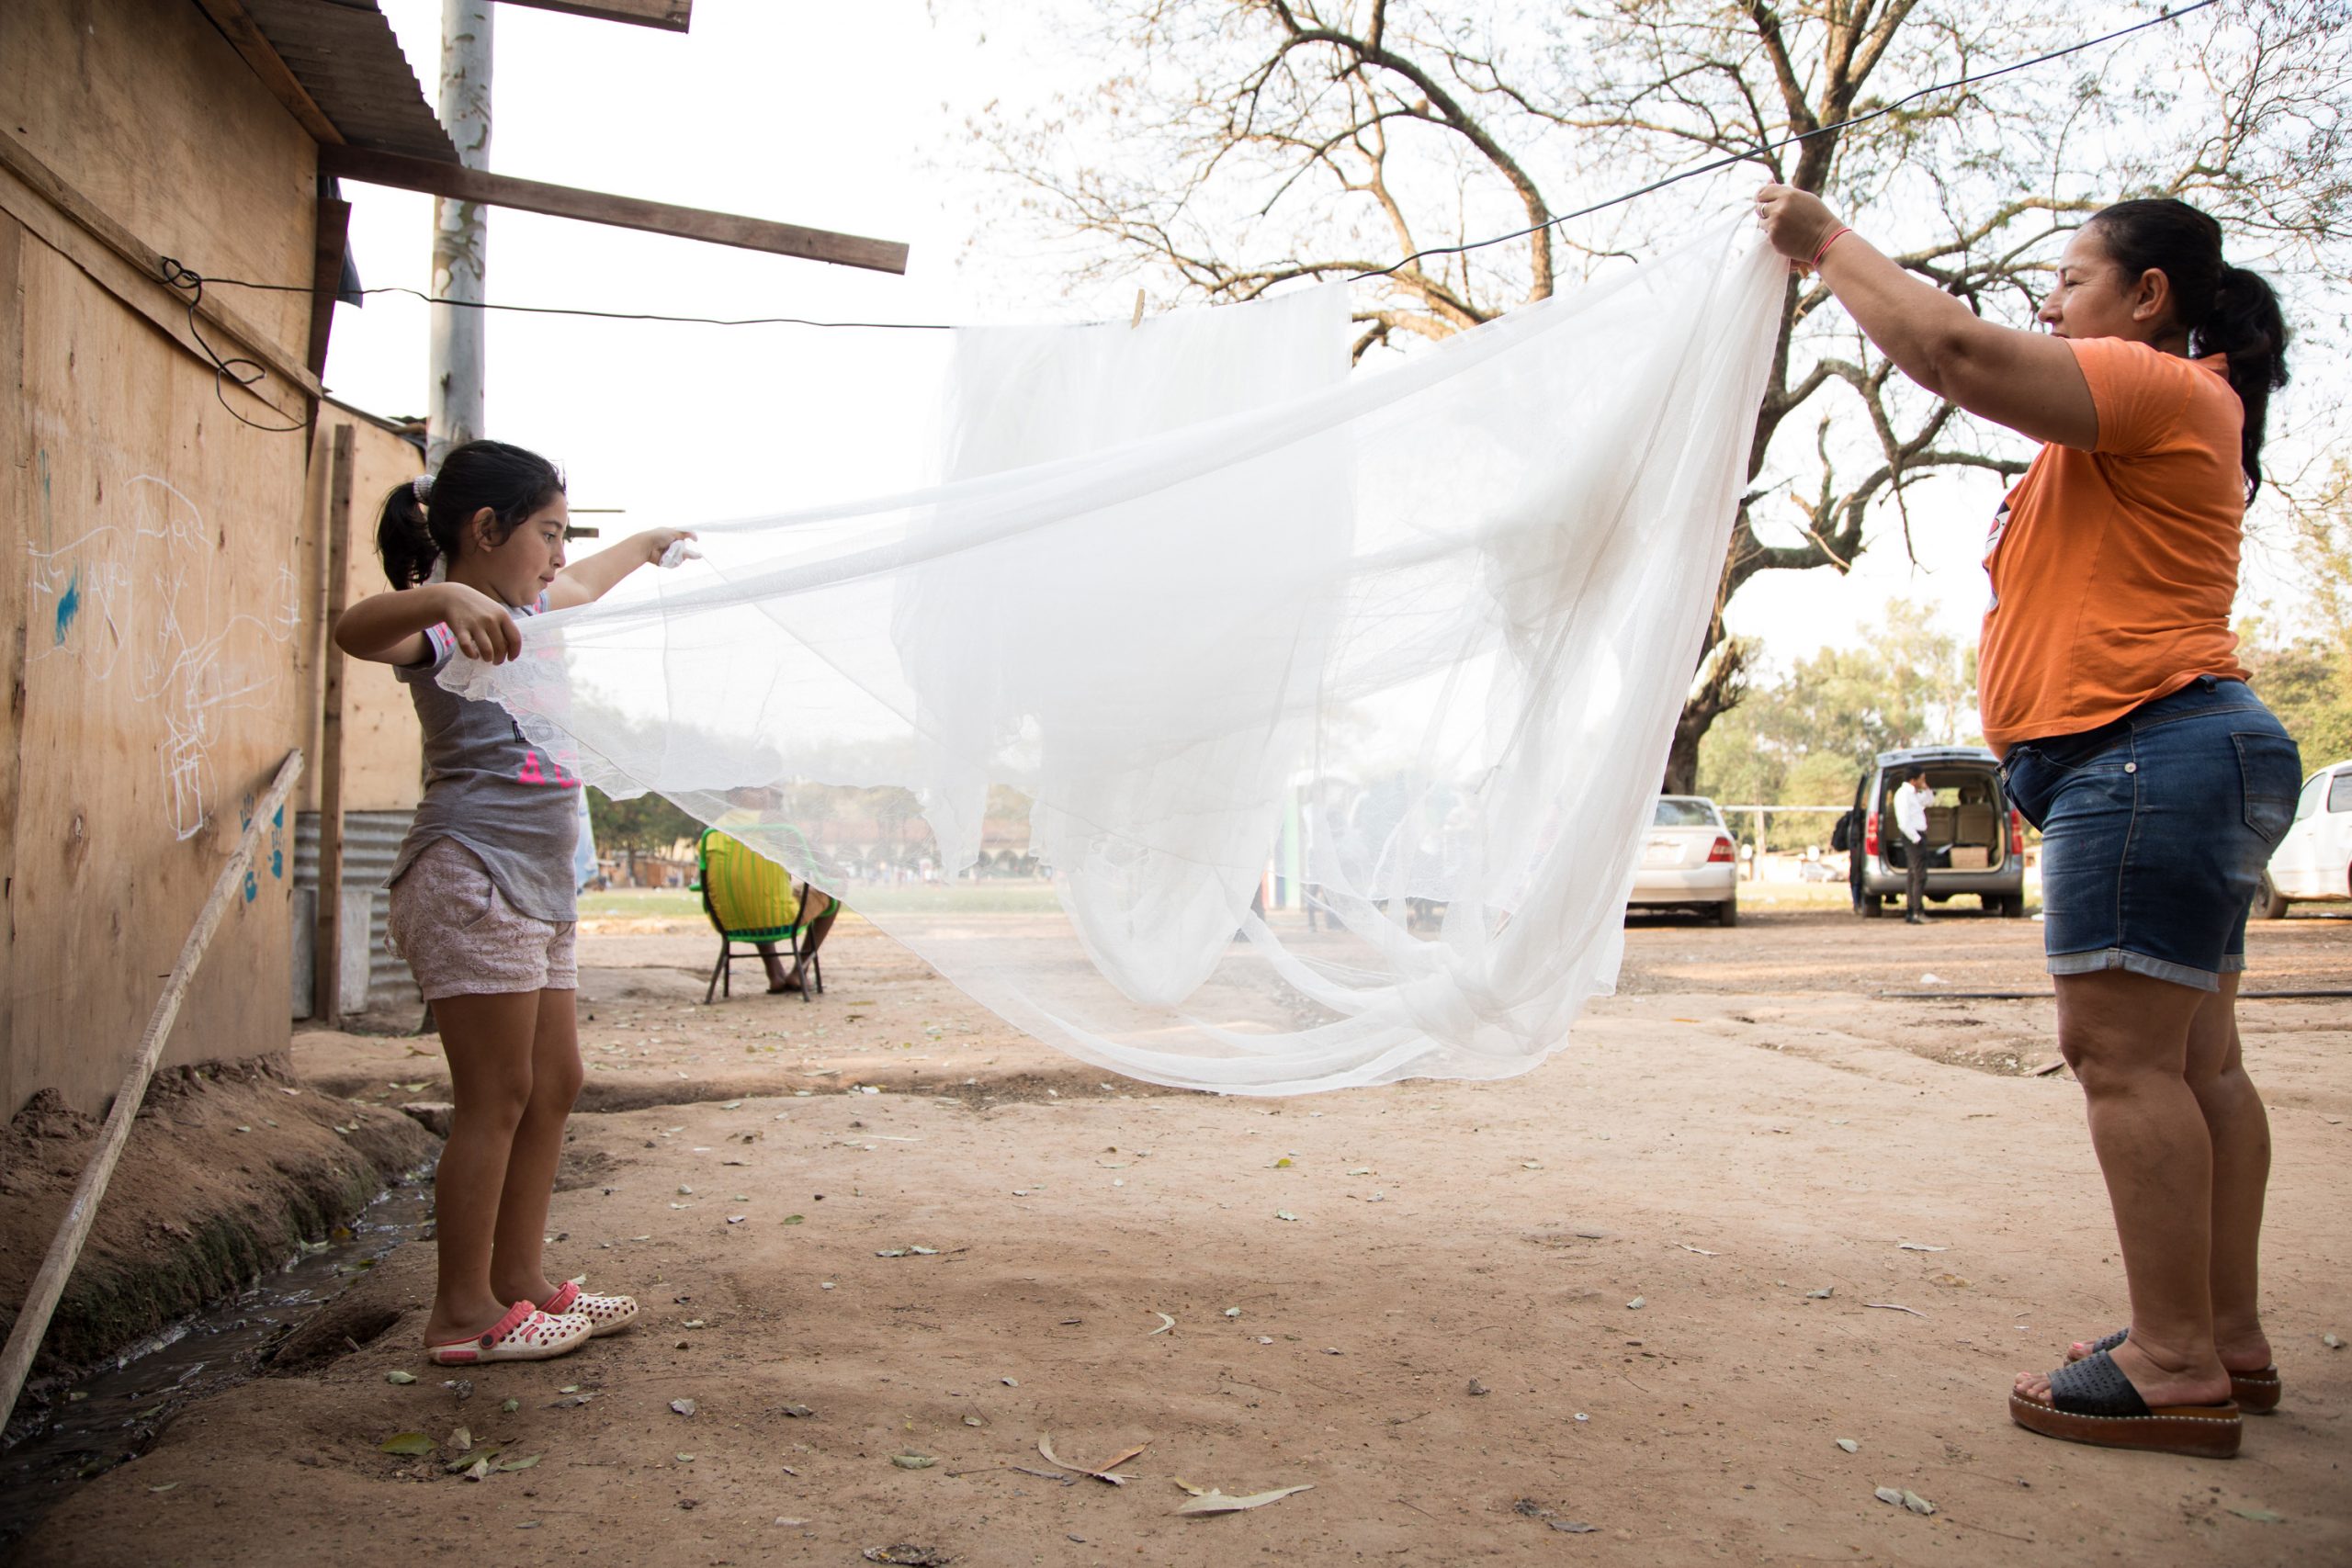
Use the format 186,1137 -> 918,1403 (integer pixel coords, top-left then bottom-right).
1756,185 -> 2096,451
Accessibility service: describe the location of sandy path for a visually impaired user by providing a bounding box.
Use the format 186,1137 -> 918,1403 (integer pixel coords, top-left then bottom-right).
18,909 -> 2349,1565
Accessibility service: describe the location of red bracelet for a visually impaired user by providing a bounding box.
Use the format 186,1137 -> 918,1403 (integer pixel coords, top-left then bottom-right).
1810,225 -> 1853,271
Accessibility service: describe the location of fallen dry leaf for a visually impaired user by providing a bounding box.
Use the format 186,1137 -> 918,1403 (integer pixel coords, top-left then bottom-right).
1038,1434 -> 1146,1485
1176,1483 -> 1314,1516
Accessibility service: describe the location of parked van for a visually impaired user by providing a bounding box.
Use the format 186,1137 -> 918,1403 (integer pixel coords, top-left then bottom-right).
1835,746 -> 2028,918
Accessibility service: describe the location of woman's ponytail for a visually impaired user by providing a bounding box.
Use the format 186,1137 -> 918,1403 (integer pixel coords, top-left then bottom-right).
2087,197 -> 2291,500
2197,265 -> 2290,498
376,476 -> 440,590
371,441 -> 567,590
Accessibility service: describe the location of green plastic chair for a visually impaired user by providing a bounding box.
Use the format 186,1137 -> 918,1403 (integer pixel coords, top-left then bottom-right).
696,828 -> 828,1003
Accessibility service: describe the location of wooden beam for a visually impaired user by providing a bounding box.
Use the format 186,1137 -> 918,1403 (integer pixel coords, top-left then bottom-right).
0,127 -> 319,415
314,427 -> 356,1022
308,194 -> 352,378
187,0 -> 346,145
493,0 -> 693,30
317,145 -> 910,275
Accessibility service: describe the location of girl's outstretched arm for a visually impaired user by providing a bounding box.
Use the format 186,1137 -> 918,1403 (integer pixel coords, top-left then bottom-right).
1755,186 -> 2096,451
335,581 -> 525,667
546,529 -> 696,612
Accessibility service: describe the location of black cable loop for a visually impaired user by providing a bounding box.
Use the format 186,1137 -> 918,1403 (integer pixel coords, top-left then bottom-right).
159,258 -> 310,433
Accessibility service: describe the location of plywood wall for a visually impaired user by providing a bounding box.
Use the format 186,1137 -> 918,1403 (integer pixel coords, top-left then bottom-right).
298,410 -> 430,817
2,236 -> 314,1116
0,0 -> 318,355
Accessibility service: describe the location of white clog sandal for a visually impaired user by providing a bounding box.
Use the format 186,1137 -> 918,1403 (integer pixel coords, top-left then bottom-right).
426,1300 -> 593,1365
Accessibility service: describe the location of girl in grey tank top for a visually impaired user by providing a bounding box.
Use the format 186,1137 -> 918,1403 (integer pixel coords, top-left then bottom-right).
333,439 -> 694,1364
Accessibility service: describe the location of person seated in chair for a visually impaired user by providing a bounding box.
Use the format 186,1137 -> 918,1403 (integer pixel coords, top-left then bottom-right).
759,889 -> 839,993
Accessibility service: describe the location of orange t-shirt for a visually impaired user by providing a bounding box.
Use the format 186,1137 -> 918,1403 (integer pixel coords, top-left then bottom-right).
1977,337 -> 2249,755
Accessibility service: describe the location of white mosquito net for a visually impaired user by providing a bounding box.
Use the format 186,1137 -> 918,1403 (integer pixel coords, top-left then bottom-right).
447,221 -> 1784,1095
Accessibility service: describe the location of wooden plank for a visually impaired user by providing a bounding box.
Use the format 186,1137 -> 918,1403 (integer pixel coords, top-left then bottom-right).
4,0 -> 323,355
186,0 -> 346,145
314,426 -> 355,1021
11,243 -> 311,1113
495,0 -> 693,29
317,145 -> 910,274
0,217 -> 28,1102
299,405 -> 429,818
0,127 -> 321,414
0,749 -> 301,1425
308,193 -> 351,378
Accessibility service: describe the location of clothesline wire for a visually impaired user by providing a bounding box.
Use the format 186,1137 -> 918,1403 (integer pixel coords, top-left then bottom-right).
164,0 -> 2214,371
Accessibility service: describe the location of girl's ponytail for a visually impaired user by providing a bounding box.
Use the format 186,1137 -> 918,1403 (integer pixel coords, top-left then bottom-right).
377,476 -> 440,589
2198,265 -> 2290,499
371,441 -> 566,590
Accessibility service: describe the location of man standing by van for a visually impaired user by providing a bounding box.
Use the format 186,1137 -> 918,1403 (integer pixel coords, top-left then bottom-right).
1896,767 -> 1933,923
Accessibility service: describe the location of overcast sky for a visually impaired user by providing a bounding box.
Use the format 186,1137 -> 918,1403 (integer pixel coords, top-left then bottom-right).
322,1 -> 2316,682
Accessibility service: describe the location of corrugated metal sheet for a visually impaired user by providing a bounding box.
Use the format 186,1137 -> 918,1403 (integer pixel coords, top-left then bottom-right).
245,0 -> 457,163
294,809 -> 422,1011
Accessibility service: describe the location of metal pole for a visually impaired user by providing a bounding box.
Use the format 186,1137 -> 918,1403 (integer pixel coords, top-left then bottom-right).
428,0 -> 492,468
314,425 -> 356,1021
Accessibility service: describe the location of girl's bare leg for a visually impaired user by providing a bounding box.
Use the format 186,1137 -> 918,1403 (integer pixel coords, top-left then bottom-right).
488,987 -> 583,1308
424,989 -> 543,1344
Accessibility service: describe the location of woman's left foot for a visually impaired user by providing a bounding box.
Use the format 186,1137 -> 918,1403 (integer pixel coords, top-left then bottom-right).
2018,1336 -> 2230,1409
2009,1349 -> 2241,1459
540,1278 -> 639,1337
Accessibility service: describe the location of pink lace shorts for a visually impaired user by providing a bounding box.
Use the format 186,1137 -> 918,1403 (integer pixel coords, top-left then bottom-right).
386,838 -> 578,999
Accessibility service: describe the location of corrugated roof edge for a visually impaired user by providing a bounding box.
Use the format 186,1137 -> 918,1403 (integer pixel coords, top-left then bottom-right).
193,0 -> 458,163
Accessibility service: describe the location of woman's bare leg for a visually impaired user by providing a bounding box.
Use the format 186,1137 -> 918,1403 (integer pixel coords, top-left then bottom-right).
2013,968 -> 2231,1408
2182,973 -> 2275,1372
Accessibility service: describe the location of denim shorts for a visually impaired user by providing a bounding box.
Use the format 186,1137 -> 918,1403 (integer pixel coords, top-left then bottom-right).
1998,678 -> 2301,991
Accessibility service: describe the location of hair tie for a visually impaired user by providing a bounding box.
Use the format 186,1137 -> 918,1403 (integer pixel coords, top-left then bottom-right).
412,473 -> 434,502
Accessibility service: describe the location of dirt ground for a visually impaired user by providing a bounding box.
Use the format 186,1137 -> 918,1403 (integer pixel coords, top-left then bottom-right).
16,905 -> 2351,1566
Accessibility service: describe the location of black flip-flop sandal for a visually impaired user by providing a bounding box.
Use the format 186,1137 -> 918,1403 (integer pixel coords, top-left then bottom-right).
2068,1327 -> 2281,1413
2009,1349 -> 2242,1459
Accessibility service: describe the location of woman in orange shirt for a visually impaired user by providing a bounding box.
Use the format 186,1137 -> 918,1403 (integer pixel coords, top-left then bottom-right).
1754,188 -> 2299,1459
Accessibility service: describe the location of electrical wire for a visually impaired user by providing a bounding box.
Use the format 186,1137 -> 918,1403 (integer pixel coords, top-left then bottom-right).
160,0 -> 2218,424
159,264 -> 959,331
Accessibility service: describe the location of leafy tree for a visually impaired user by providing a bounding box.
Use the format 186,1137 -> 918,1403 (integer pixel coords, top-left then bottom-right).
970,0 -> 2348,789
586,786 -> 705,875
2243,637 -> 2352,764
2244,457 -> 2352,766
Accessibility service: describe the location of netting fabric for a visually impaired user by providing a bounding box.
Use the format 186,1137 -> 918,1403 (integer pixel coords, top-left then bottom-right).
447,222 -> 1784,1094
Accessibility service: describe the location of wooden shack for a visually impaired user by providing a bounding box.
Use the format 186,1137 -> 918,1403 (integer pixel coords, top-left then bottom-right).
1,0 -> 907,1116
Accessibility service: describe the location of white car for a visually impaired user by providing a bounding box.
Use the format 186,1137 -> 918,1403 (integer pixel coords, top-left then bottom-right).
2256,759 -> 2352,917
1628,795 -> 1739,925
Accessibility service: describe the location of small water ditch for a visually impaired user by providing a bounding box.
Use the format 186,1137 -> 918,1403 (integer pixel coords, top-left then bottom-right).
0,1171 -> 435,1551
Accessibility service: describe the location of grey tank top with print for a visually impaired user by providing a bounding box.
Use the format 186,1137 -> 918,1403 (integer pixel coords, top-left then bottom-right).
388,597 -> 581,922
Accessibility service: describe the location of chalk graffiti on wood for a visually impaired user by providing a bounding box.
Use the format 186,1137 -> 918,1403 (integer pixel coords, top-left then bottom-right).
28,461 -> 300,840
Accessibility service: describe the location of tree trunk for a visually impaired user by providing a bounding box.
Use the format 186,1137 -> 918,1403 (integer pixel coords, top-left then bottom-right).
1663,636 -> 1751,795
